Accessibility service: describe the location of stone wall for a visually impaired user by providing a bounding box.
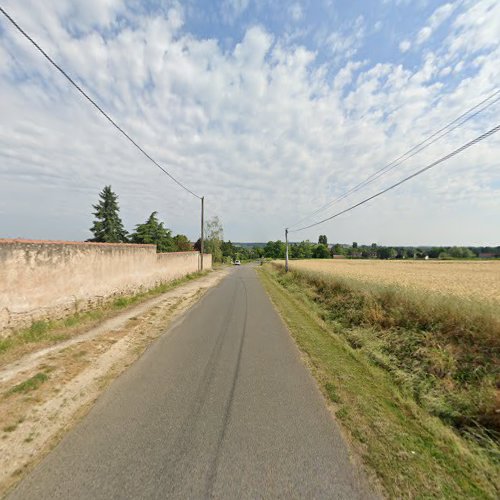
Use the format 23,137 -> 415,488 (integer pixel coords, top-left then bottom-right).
0,239 -> 212,336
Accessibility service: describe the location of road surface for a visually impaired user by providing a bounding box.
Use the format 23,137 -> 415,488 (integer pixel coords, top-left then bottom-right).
8,265 -> 374,499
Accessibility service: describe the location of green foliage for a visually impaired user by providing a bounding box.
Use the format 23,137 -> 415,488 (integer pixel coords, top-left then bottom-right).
264,240 -> 286,259
448,247 -> 476,259
318,234 -> 328,245
290,240 -> 314,259
204,216 -> 224,262
377,246 -> 397,259
221,240 -> 237,259
7,372 -> 48,396
130,211 -> 175,252
89,186 -> 128,243
331,243 -> 346,256
173,234 -> 192,251
312,243 -> 330,259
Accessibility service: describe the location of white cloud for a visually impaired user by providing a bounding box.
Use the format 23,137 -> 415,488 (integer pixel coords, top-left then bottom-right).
289,3 -> 303,22
416,26 -> 432,44
326,16 -> 365,62
399,39 -> 411,52
0,0 -> 498,245
416,2 -> 457,45
220,0 -> 250,24
428,2 -> 456,30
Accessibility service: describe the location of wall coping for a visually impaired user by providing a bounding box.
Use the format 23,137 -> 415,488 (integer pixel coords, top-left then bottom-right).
0,239 -> 209,256
0,238 -> 155,248
157,251 -> 199,255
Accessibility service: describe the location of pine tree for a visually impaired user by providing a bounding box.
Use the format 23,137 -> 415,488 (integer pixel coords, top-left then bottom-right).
89,186 -> 128,243
131,211 -> 174,252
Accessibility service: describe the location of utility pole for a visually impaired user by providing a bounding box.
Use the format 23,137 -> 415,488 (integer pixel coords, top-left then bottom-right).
200,196 -> 204,271
285,228 -> 289,272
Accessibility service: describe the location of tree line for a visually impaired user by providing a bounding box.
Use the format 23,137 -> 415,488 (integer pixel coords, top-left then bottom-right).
261,235 -> 499,260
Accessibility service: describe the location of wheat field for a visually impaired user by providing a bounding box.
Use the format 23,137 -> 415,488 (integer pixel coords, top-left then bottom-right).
287,259 -> 500,305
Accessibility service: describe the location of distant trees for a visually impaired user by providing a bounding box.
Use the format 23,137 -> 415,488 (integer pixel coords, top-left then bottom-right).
318,235 -> 328,245
89,186 -> 128,243
312,244 -> 330,258
377,246 -> 397,260
264,240 -> 286,259
290,240 -> 314,259
173,234 -> 193,252
130,212 -> 174,252
439,247 -> 476,260
331,243 -> 346,256
204,216 -> 224,263
258,238 -> 489,261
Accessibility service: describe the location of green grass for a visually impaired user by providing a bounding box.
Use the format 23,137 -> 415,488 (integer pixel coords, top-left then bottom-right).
271,263 -> 500,434
6,372 -> 49,397
259,264 -> 499,499
0,271 -> 209,358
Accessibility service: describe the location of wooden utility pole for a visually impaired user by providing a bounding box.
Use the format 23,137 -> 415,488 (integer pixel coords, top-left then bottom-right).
285,228 -> 289,272
200,196 -> 205,271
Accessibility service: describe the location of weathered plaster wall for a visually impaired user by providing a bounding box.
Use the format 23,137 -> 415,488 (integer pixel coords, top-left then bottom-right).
0,239 -> 212,336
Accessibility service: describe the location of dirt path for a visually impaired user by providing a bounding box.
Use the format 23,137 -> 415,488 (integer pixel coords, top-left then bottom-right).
0,268 -> 229,497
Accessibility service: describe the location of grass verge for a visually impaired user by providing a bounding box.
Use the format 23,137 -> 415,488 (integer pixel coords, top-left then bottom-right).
0,271 -> 209,363
258,264 -> 499,498
6,373 -> 49,397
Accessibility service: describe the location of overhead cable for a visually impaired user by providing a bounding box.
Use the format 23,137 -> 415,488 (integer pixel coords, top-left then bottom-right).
0,6 -> 201,199
288,123 -> 500,233
288,88 -> 500,229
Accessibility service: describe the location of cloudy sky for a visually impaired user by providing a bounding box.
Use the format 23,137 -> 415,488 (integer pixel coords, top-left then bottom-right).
0,0 -> 498,246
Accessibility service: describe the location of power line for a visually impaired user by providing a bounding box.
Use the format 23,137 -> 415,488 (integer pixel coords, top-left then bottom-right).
288,123 -> 500,233
288,88 -> 500,229
0,6 -> 201,199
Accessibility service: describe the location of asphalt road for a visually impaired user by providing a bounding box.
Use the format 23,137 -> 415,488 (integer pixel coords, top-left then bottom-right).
8,265 -> 374,499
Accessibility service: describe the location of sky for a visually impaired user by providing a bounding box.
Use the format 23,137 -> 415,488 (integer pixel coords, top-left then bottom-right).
0,0 -> 499,246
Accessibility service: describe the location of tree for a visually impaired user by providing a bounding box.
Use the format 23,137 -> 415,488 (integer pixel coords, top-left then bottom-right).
448,247 -> 475,259
204,216 -> 224,262
131,211 -> 174,252
318,235 -> 328,245
313,244 -> 330,259
173,234 -> 192,251
331,243 -> 345,256
89,186 -> 128,243
221,240 -> 237,260
377,247 -> 397,259
289,240 -> 313,259
263,240 -> 286,259
352,241 -> 358,248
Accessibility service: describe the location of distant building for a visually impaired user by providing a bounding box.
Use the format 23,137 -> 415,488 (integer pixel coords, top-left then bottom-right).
479,252 -> 499,259
332,254 -> 346,259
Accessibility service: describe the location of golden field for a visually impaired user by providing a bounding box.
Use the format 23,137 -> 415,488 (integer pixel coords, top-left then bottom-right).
287,259 -> 500,306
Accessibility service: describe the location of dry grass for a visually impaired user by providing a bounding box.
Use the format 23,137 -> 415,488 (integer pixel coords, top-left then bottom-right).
259,265 -> 500,498
287,259 -> 500,306
273,262 -> 500,435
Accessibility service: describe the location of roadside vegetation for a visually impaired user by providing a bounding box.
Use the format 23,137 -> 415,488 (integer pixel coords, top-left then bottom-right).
0,271 -> 208,364
259,263 -> 499,498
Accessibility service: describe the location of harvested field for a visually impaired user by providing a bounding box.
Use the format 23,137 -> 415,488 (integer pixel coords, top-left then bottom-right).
287,259 -> 500,306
